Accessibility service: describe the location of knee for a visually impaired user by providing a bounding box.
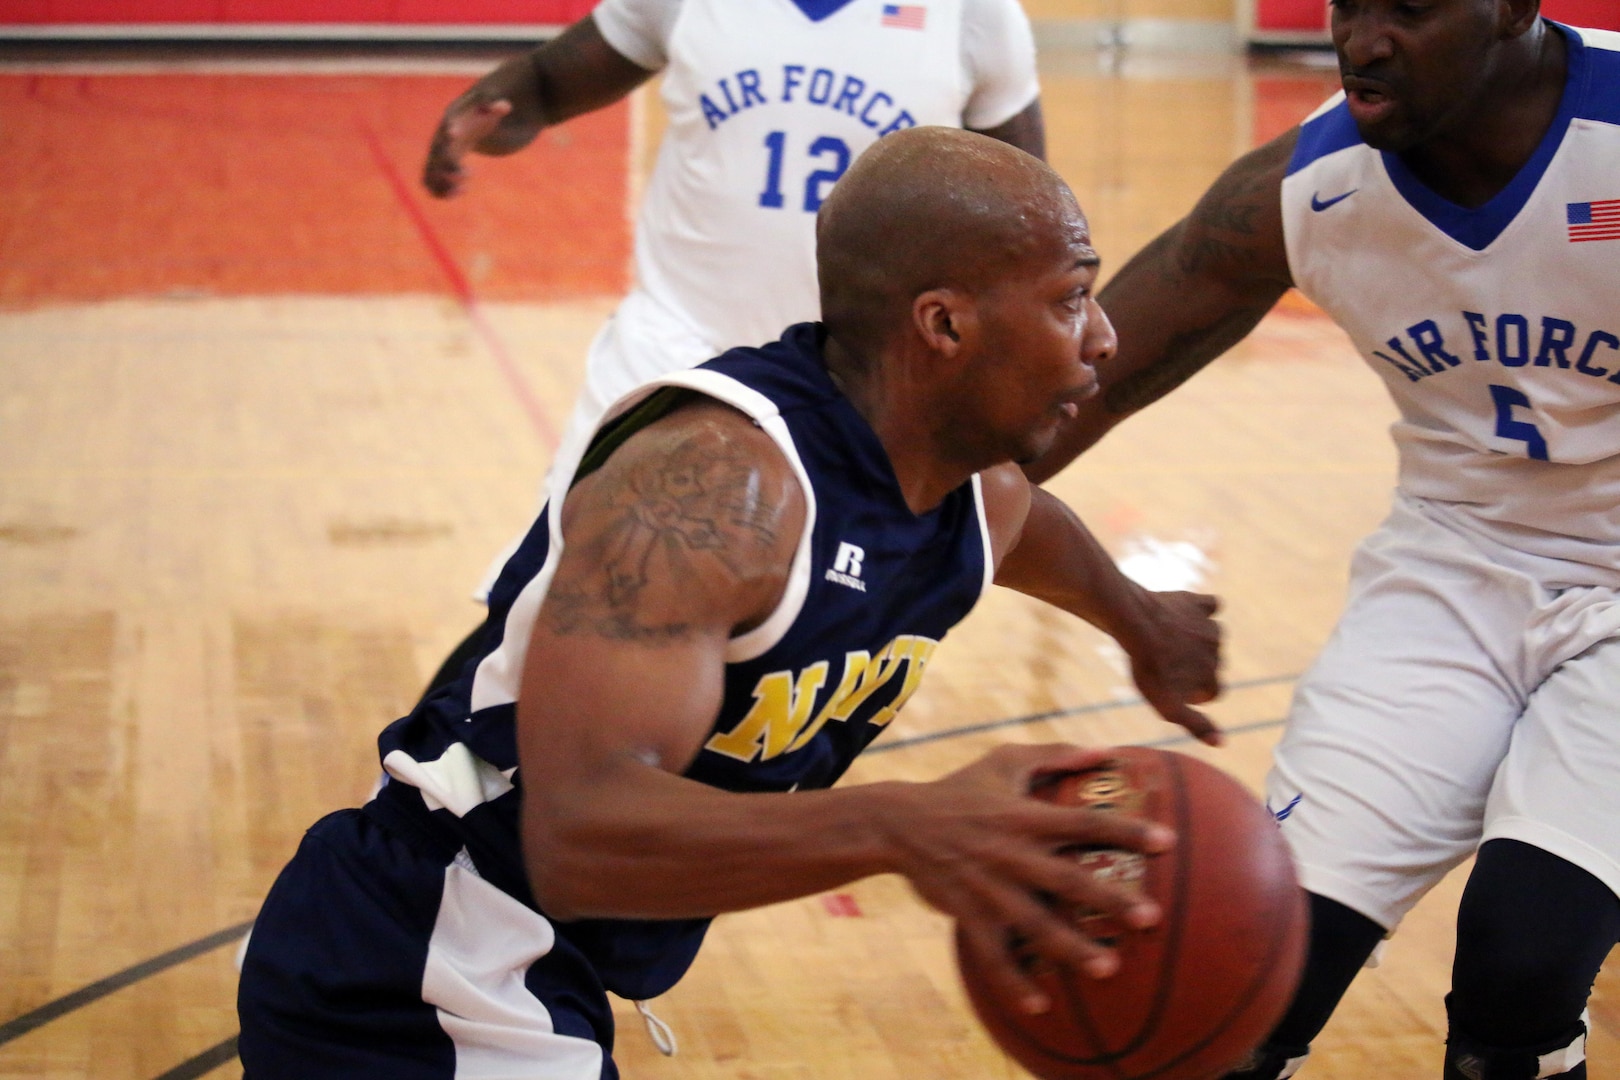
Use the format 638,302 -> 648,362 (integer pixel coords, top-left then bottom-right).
1451,840 -> 1620,1044
1452,907 -> 1582,1017
1219,893 -> 1386,1080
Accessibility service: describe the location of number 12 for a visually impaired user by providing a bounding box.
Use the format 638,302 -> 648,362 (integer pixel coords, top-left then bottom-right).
759,131 -> 852,213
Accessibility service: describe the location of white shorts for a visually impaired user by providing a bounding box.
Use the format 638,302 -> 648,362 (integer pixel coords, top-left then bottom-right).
1267,493 -> 1620,930
473,289 -> 719,601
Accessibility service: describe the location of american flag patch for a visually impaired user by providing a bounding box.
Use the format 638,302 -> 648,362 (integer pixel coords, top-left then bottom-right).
881,3 -> 927,28
1567,198 -> 1620,242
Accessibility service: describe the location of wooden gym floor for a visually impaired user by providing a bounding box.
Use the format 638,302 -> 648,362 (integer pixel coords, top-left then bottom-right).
0,39 -> 1615,1080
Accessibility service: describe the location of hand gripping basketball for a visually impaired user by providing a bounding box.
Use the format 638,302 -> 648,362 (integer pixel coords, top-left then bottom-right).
956,747 -> 1307,1080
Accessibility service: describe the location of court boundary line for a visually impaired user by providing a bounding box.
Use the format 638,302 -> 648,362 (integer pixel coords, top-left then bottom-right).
866,672 -> 1298,753
151,1035 -> 241,1080
0,921 -> 254,1047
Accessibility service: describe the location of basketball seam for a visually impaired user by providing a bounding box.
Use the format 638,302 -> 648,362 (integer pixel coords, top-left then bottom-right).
970,752 -> 1307,1080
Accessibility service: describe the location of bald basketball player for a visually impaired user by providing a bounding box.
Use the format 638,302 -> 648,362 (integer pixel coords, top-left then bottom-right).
422,0 -> 1043,624
237,128 -> 1223,1079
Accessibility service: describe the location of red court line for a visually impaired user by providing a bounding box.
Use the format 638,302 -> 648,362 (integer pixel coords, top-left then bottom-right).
358,117 -> 558,447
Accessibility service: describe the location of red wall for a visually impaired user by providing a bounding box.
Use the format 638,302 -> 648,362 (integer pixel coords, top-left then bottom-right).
1253,0 -> 1619,40
1543,0 -> 1620,26
0,0 -> 596,26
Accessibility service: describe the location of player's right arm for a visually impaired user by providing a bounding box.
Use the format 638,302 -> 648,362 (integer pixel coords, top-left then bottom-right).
1023,128 -> 1301,483
515,399 -> 1170,1015
422,16 -> 655,197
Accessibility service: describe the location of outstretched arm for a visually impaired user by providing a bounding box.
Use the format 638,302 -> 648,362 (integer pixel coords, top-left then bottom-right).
1022,128 -> 1300,483
979,465 -> 1223,744
423,16 -> 655,197
516,400 -> 1171,1015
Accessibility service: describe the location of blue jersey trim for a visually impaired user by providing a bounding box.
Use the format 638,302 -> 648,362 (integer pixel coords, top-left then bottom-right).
785,0 -> 862,21
1380,22 -> 1585,251
1573,27 -> 1620,126
1286,99 -> 1363,178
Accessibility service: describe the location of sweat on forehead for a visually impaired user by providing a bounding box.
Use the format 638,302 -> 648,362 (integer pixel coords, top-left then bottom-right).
816,127 -> 1083,295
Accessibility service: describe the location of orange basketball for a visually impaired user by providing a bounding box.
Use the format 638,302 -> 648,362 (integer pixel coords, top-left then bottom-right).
956,746 -> 1307,1080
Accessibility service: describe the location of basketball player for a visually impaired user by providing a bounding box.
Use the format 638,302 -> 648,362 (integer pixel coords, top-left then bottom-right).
1024,0 -> 1620,1076
237,129 -> 1226,1077
421,0 -> 1045,624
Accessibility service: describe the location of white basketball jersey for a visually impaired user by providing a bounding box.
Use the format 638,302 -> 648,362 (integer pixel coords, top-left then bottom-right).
595,0 -> 1039,352
1281,25 -> 1620,582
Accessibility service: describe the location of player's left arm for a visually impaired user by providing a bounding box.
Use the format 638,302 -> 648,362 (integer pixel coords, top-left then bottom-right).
970,99 -> 1046,162
960,0 -> 1045,160
978,464 -> 1223,744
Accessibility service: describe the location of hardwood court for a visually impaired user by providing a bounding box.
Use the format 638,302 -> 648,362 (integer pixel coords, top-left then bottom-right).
0,42 -> 1615,1080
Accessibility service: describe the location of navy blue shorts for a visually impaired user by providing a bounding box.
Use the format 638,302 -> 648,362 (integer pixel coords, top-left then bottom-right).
238,808 -> 618,1079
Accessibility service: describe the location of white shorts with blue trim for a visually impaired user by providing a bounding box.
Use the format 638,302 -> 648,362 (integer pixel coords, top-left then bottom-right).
1266,493 -> 1620,931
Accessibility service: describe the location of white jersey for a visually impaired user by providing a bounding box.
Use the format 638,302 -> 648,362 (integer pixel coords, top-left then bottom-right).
1281,24 -> 1620,585
594,0 -> 1040,356
472,0 -> 1036,602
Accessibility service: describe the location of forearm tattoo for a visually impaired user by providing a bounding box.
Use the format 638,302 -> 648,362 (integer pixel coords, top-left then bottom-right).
544,432 -> 783,642
1174,163 -> 1271,279
1104,305 -> 1273,414
1104,148 -> 1288,415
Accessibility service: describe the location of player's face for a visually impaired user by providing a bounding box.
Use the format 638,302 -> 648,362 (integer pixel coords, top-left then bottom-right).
1331,0 -> 1501,151
965,214 -> 1114,466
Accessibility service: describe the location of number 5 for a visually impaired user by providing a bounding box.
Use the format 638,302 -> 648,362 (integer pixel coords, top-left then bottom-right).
1489,384 -> 1549,461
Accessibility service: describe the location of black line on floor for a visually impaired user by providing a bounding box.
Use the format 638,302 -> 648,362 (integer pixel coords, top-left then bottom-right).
0,920 -> 254,1046
151,1034 -> 240,1080
866,672 -> 1298,753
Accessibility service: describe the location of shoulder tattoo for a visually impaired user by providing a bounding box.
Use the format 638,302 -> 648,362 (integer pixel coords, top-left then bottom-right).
544,423 -> 789,642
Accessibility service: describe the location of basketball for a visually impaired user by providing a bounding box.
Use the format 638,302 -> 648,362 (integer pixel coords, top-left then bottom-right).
955,746 -> 1307,1080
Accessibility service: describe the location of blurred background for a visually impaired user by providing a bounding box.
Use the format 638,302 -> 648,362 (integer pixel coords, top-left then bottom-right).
1,0 -> 1617,1077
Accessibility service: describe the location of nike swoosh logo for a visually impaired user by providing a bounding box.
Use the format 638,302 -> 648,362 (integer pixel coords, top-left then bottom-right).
1311,189 -> 1358,212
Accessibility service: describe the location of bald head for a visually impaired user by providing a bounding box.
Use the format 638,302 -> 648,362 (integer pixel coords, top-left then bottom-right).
816,127 -> 1088,358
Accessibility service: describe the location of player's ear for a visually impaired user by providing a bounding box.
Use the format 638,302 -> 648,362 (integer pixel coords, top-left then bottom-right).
1497,0 -> 1539,38
914,288 -> 978,357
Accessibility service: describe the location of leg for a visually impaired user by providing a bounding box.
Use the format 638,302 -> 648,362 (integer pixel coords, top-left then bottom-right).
1448,623 -> 1620,1079
240,809 -> 614,1079
1227,893 -> 1387,1080
1227,498 -> 1545,1079
1444,839 -> 1620,1080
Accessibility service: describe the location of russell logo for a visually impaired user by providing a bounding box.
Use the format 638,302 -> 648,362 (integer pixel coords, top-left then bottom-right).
824,541 -> 867,592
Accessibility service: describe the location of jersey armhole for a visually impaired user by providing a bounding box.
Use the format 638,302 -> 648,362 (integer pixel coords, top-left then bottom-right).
970,472 -> 995,602
609,369 -> 816,663
591,0 -> 679,72
959,0 -> 1040,131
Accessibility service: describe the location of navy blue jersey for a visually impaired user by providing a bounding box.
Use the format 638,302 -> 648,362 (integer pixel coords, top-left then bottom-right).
374,323 -> 991,999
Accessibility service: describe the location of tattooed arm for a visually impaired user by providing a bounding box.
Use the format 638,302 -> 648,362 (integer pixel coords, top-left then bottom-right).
1022,129 -> 1299,483
515,399 -> 1170,1005
422,16 -> 654,197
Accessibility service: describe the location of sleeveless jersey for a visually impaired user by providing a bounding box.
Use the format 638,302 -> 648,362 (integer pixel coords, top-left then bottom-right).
593,0 -> 1039,353
375,323 -> 994,1000
1280,24 -> 1620,584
